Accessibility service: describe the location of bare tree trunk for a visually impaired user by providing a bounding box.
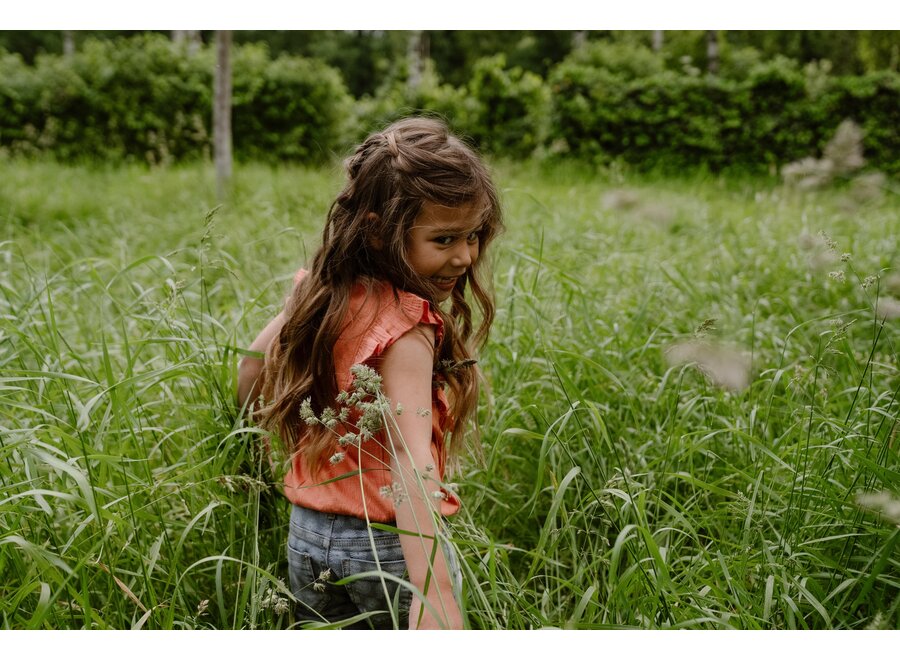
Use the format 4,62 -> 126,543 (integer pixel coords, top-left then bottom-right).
652,30 -> 664,52
186,30 -> 202,56
573,31 -> 587,50
173,30 -> 202,56
706,30 -> 720,75
63,31 -> 75,58
214,31 -> 233,202
407,30 -> 425,92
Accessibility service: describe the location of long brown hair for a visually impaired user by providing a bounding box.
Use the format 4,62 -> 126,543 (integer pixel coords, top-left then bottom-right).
257,116 -> 503,473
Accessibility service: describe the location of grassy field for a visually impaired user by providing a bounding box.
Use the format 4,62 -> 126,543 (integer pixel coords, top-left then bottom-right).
1,158 -> 898,630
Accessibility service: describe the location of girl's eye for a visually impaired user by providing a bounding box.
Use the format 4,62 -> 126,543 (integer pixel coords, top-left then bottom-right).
466,232 -> 479,243
435,236 -> 455,246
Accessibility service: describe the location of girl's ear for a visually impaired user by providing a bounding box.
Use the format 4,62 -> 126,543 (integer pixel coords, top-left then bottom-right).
366,212 -> 384,250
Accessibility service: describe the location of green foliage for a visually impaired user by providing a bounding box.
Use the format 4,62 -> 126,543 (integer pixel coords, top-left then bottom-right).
231,45 -> 352,162
428,30 -> 577,87
350,61 -> 477,142
465,55 -> 550,158
565,40 -> 666,80
70,35 -> 215,164
0,34 -> 352,165
812,72 -> 900,174
547,49 -> 900,175
354,55 -> 549,159
2,33 -> 898,174
233,30 -> 406,98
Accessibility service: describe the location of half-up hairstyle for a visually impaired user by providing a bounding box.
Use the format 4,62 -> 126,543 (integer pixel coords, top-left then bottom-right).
257,116 -> 503,474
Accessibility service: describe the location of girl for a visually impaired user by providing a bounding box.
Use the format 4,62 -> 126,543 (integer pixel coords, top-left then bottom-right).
237,117 -> 502,629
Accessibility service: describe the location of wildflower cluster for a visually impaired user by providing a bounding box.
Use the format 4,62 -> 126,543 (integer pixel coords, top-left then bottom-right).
798,230 -> 841,271
260,587 -> 290,615
380,481 -> 406,505
312,568 -> 332,593
298,363 -> 390,464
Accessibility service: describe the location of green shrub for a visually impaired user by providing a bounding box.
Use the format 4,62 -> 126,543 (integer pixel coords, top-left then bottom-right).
564,40 -> 665,80
465,54 -> 550,158
351,61 -> 476,145
0,51 -> 40,154
232,44 -> 352,162
812,72 -> 900,175
548,48 -> 900,174
0,35 -> 352,165
353,55 -> 549,160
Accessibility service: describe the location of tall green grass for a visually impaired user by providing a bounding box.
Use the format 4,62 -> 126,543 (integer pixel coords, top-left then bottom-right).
1,159 -> 897,629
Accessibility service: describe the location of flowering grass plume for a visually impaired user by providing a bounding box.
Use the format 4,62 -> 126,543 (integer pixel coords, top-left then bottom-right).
849,171 -> 886,203
602,188 -> 641,211
823,120 -> 865,176
298,363 -> 389,463
798,230 -> 840,271
875,296 -> 900,321
665,340 -> 751,392
782,119 -> 866,189
783,157 -> 835,190
602,188 -> 676,227
884,273 -> 900,296
855,491 -> 900,526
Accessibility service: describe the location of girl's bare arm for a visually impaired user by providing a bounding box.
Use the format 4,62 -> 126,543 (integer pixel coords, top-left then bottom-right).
236,310 -> 287,414
379,325 -> 463,630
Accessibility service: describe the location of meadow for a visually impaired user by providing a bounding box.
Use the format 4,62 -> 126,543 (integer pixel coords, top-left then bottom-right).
1,158 -> 898,629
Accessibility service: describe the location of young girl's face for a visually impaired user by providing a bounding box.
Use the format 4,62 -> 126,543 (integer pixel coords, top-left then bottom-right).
406,201 -> 482,301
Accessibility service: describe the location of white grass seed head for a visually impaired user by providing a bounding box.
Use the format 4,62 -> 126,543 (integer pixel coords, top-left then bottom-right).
875,297 -> 900,321
602,188 -> 641,211
855,491 -> 900,526
665,340 -> 751,392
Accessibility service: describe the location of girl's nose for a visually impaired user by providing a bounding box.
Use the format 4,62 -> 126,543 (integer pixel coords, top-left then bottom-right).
451,243 -> 475,268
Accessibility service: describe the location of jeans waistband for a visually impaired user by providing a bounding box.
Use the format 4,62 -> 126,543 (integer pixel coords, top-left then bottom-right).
289,504 -> 403,550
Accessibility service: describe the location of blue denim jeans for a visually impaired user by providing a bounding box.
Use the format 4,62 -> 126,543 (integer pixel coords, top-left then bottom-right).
287,504 -> 462,629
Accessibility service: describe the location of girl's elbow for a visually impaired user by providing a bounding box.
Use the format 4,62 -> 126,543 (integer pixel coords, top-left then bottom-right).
237,357 -> 264,411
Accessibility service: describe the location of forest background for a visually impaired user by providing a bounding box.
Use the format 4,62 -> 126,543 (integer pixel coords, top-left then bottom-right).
1,30 -> 899,173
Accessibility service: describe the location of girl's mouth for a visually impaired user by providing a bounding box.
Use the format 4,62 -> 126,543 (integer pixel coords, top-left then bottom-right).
432,276 -> 458,290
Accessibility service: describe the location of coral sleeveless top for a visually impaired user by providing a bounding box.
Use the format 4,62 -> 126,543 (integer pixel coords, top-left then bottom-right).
282,270 -> 460,522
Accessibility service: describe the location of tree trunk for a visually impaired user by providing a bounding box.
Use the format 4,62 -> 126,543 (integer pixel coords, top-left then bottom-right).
407,30 -> 425,92
573,31 -> 588,50
214,31 -> 233,202
652,30 -> 664,52
63,31 -> 75,58
173,30 -> 202,56
706,30 -> 720,75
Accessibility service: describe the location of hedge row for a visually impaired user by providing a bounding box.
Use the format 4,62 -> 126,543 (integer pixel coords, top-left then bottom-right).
0,35 -> 352,164
548,54 -> 900,174
2,36 -> 899,175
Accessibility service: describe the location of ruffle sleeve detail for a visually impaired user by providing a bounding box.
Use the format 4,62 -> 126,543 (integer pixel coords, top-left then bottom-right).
333,280 -> 444,390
